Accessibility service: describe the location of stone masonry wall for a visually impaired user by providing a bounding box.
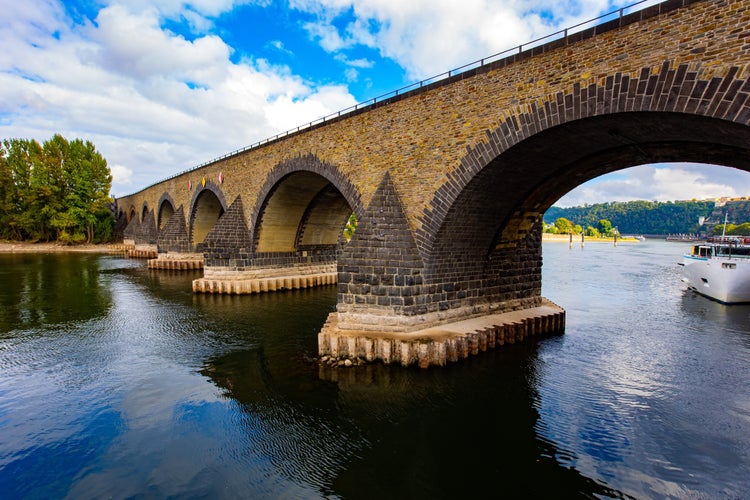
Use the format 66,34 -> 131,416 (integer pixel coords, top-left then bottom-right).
117,0 -> 749,249
116,0 -> 750,328
123,208 -> 158,245
157,206 -> 191,253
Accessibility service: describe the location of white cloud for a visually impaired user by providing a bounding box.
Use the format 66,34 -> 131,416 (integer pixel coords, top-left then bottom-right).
267,39 -> 293,55
110,164 -> 134,185
107,0 -> 252,20
334,54 -> 374,68
293,0 -> 615,79
555,164 -> 750,207
344,67 -> 358,82
0,0 -> 357,196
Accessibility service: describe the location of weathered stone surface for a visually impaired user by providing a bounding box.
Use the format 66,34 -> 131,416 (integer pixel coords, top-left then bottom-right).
114,0 -> 750,350
202,196 -> 254,268
123,208 -> 158,245
157,206 -> 191,253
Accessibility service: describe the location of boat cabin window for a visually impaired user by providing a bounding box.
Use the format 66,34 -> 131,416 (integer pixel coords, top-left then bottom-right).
696,246 -> 711,257
716,246 -> 750,257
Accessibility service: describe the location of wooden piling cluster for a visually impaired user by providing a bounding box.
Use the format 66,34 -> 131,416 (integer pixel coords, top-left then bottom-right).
318,300 -> 565,368
192,272 -> 337,294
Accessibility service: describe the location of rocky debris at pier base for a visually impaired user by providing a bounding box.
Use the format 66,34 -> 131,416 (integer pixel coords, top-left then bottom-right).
317,355 -> 368,368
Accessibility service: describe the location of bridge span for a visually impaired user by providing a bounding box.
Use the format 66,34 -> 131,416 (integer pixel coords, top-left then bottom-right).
116,0 -> 750,367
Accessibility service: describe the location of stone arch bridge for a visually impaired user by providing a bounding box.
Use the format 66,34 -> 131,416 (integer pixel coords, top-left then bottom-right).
117,0 -> 750,367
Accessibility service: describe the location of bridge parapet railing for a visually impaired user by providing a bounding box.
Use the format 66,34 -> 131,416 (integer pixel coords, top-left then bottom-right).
125,0 -> 681,196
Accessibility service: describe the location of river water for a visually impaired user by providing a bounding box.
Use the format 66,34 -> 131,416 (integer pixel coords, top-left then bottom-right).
0,240 -> 748,498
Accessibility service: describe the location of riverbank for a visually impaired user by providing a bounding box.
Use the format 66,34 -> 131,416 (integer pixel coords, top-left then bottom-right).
0,241 -> 112,253
542,233 -> 640,243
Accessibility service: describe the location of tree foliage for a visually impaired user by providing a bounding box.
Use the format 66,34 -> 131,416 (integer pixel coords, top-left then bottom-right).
0,135 -> 113,243
554,217 -> 574,234
343,213 -> 358,241
545,200 -> 723,235
713,222 -> 750,236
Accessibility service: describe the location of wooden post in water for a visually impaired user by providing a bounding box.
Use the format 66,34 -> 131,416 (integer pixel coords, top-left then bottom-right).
569,233 -> 573,249
581,233 -> 585,248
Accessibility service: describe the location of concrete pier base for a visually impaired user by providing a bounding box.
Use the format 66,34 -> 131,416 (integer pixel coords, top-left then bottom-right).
107,243 -> 135,254
192,263 -> 337,294
148,252 -> 204,270
127,244 -> 158,259
318,299 -> 565,368
192,272 -> 336,294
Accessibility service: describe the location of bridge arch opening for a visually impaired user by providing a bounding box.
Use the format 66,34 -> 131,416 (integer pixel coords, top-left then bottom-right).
141,204 -> 150,225
190,189 -> 225,247
545,162 -> 750,236
158,197 -> 175,230
254,171 -> 354,253
423,111 -> 750,309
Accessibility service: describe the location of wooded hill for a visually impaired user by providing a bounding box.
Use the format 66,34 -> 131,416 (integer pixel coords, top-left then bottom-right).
544,199 -> 750,235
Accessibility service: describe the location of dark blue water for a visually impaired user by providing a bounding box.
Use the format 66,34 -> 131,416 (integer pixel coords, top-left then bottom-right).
0,241 -> 748,498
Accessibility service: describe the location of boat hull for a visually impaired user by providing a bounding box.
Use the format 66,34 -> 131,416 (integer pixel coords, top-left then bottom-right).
682,256 -> 750,304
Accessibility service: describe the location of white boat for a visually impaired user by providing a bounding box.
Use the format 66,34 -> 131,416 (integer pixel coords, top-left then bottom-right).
680,237 -> 750,304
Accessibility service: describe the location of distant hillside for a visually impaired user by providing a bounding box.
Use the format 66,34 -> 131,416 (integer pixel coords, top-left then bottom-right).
544,199 -> 750,235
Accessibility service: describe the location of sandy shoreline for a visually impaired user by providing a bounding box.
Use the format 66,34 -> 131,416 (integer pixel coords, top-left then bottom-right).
542,233 -> 640,243
0,235 -> 641,253
0,241 -> 113,253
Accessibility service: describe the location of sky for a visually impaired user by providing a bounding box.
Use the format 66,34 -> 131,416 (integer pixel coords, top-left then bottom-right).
1,0 -> 749,205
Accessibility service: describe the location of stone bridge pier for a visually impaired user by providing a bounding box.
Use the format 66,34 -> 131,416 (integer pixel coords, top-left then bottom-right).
116,0 -> 750,367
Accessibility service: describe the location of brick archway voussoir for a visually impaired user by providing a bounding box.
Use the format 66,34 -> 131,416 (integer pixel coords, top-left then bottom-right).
416,61 -> 750,261
251,154 -> 365,238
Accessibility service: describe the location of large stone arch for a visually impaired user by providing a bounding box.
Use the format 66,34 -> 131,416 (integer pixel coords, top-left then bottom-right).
335,61 -> 750,319
157,193 -> 177,231
251,154 -> 364,253
188,181 -> 228,248
419,62 -> 750,271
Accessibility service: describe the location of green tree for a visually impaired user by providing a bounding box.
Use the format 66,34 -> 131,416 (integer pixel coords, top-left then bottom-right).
713,223 -> 736,235
585,226 -> 601,238
554,217 -> 574,234
0,135 -> 113,243
729,222 -> 750,235
598,219 -> 613,237
0,138 -> 43,240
